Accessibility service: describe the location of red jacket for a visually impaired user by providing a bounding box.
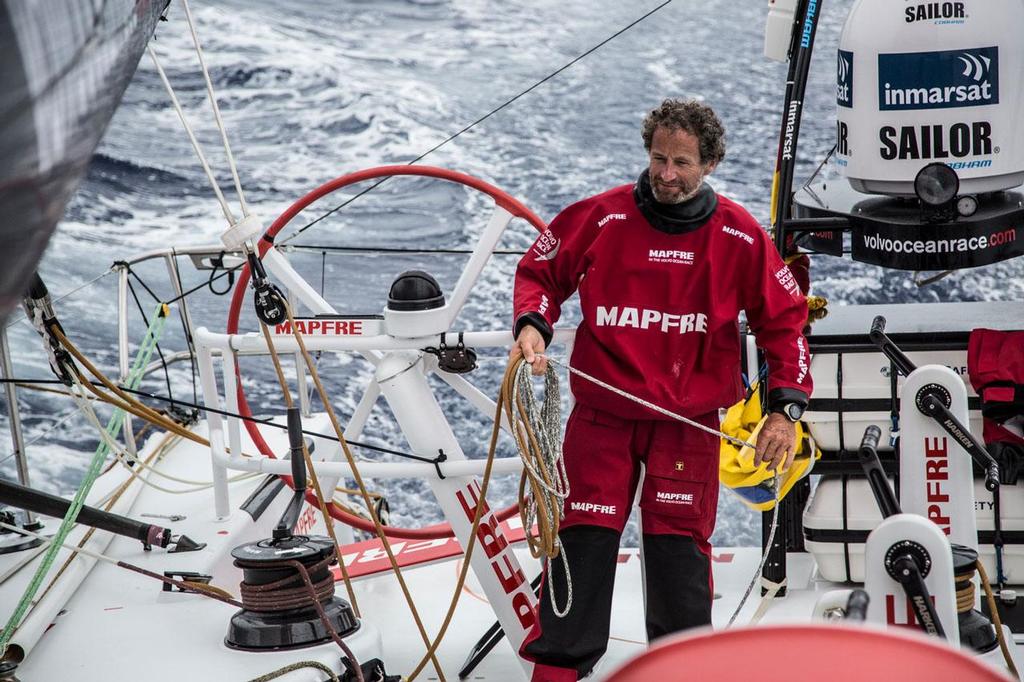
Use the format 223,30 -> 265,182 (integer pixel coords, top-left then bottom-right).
514,183 -> 812,419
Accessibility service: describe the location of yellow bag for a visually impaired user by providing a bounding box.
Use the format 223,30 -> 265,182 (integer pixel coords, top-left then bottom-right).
719,382 -> 820,511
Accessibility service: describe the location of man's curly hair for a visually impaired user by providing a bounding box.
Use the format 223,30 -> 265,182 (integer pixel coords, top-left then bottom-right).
641,99 -> 726,165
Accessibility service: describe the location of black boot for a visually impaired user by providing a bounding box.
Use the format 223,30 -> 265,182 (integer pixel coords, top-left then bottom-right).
523,525 -> 621,678
642,533 -> 712,642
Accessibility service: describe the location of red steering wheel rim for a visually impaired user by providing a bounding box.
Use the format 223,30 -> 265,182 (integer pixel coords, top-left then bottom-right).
226,165 -> 546,539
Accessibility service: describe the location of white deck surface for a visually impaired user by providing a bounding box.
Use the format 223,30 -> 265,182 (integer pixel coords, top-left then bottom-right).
0,418 -> 1011,681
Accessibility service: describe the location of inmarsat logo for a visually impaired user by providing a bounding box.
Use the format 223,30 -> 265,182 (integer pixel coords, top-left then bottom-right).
959,52 -> 991,83
781,101 -> 800,161
837,50 -> 853,108
879,46 -> 998,111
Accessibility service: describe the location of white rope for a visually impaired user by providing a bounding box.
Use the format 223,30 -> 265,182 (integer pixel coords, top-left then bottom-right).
542,356 -> 756,450
511,364 -> 570,501
748,576 -> 786,625
0,542 -> 51,587
727,478 -> 781,628
109,447 -> 260,493
147,45 -> 238,225
510,361 -> 573,617
0,521 -> 124,568
179,0 -> 251,217
65,384 -> 257,495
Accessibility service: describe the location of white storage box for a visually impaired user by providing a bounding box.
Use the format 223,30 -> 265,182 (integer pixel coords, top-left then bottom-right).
798,301 -> 1024,453
804,475 -> 1024,583
804,349 -> 981,452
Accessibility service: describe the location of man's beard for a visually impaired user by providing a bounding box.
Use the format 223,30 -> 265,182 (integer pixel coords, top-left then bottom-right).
651,175 -> 704,204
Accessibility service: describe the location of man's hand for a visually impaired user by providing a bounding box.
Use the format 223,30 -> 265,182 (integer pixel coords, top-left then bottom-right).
510,324 -> 547,375
754,412 -> 797,472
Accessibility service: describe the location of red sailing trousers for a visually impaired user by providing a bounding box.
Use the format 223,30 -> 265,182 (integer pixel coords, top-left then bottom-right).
560,404 -> 720,543
521,404 -> 720,681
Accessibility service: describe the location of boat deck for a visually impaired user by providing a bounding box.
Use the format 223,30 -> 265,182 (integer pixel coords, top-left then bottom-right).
1,418 -> 1018,680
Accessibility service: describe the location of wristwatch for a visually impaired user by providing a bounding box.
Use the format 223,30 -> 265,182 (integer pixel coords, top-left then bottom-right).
773,402 -> 805,422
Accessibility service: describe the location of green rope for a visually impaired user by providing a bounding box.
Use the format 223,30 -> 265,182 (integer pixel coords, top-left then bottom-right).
99,304 -> 169,459
0,304 -> 169,657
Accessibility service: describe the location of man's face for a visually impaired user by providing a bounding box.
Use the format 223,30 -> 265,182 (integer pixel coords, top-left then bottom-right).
648,126 -> 717,204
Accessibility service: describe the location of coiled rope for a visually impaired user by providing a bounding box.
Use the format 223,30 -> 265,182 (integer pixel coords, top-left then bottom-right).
960,560 -> 1020,678
505,361 -> 572,616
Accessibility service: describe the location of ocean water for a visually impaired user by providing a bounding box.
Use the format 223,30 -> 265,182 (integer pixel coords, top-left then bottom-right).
2,0 -> 1020,547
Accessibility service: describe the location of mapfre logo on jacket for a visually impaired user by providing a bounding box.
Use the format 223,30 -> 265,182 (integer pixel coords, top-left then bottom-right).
595,306 -> 708,334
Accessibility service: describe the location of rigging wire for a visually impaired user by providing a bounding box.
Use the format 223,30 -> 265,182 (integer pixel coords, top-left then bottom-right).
4,269 -> 113,330
125,278 -> 177,416
147,44 -> 239,225
179,0 -> 252,217
279,0 -> 675,246
169,249 -> 201,407
0,377 -> 444,465
285,244 -> 526,256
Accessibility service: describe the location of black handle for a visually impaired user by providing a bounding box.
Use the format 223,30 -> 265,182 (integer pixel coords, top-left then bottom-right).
287,407 -> 307,494
918,392 -> 1000,492
0,477 -> 170,548
860,424 -> 881,454
858,425 -> 902,519
868,315 -> 917,377
845,589 -> 870,622
987,464 -> 1001,492
892,553 -> 946,638
274,408 -> 310,541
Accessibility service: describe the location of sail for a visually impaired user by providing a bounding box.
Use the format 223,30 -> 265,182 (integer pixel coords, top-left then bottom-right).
0,0 -> 168,317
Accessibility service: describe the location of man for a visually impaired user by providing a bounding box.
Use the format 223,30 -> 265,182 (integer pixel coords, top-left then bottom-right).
510,99 -> 812,681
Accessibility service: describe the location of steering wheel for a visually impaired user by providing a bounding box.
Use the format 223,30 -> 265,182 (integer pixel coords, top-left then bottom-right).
226,165 -> 546,539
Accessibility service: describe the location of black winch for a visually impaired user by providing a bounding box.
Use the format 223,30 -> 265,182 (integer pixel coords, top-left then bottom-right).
952,544 -> 999,653
225,534 -> 358,650
226,407 -> 357,650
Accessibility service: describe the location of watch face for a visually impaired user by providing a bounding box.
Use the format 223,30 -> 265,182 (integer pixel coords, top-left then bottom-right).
785,403 -> 805,421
